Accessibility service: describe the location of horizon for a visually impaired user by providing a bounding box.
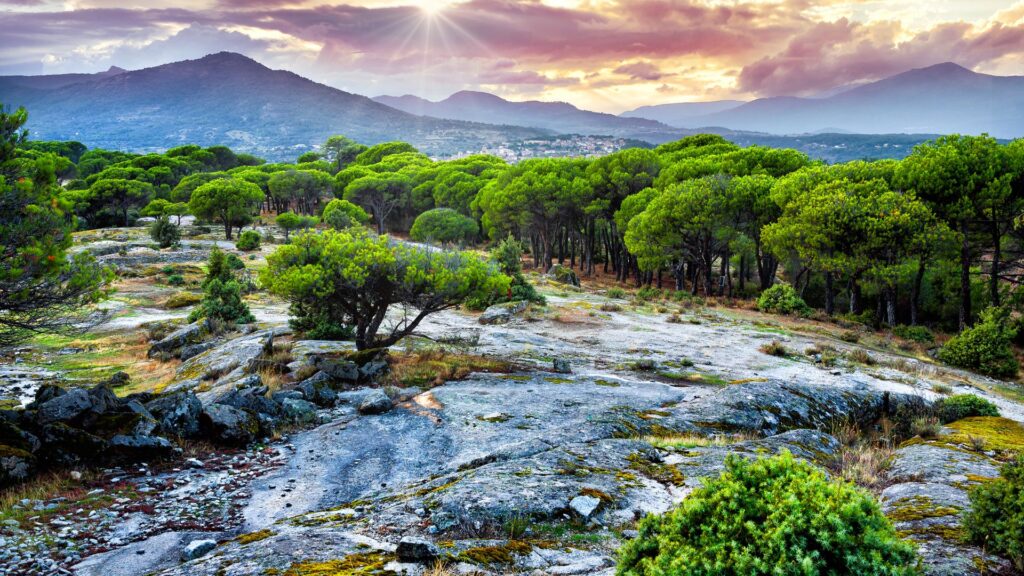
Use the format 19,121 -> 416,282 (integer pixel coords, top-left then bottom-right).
1,1 -> 1022,114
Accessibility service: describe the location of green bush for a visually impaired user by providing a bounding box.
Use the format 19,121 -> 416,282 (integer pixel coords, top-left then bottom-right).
477,235 -> 544,308
964,455 -> 1024,571
166,274 -> 185,286
322,198 -> 367,230
617,451 -> 919,576
607,288 -> 626,299
188,279 -> 254,324
149,215 -> 180,249
935,394 -> 999,424
636,286 -> 662,301
757,284 -> 811,316
235,230 -> 261,251
226,253 -> 245,271
410,208 -> 478,245
938,307 -> 1019,377
893,324 -> 935,344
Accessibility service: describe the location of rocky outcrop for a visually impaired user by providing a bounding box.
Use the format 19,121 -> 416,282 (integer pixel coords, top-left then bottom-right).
147,320 -> 210,358
200,404 -> 260,446
479,300 -> 528,325
546,263 -> 581,287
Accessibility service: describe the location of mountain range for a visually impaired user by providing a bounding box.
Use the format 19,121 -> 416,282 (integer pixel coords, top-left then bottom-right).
0,53 -> 1019,164
621,63 -> 1023,138
374,91 -> 673,139
0,52 -> 548,159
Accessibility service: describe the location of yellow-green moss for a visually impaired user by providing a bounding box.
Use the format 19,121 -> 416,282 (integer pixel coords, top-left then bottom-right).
626,452 -> 686,486
235,528 -> 274,545
458,541 -> 533,566
886,496 -> 960,523
283,552 -> 395,575
580,487 -> 615,503
946,417 -> 1024,453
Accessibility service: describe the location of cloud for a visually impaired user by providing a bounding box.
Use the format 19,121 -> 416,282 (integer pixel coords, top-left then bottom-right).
737,17 -> 1024,96
614,61 -> 665,80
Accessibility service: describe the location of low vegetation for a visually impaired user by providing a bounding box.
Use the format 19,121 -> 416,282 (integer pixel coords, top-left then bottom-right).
964,455 -> 1024,571
616,452 -> 919,576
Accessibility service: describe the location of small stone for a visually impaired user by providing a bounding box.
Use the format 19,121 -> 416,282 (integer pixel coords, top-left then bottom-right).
569,495 -> 601,519
357,390 -> 392,415
552,358 -> 572,374
396,536 -> 440,563
180,539 -> 217,561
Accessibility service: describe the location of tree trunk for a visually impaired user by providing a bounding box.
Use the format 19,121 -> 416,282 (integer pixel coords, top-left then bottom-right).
849,278 -> 861,315
959,220 -> 971,330
991,218 -> 1001,307
885,286 -> 897,327
911,258 -> 926,326
824,272 -> 835,316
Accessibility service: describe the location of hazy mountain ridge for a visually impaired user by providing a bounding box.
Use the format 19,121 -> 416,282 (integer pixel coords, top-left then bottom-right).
374,90 -> 680,139
626,63 -> 1024,138
0,53 -> 548,160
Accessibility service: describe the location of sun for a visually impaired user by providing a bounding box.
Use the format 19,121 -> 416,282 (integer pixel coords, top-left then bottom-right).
418,0 -> 450,15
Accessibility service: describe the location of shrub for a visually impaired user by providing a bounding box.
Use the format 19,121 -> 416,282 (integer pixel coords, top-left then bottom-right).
893,324 -> 935,344
636,286 -> 662,301
840,330 -> 861,343
161,265 -> 175,275
235,230 -> 261,251
759,340 -> 789,357
938,306 -> 1019,377
410,208 -> 478,245
617,452 -> 919,576
607,288 -> 626,299
322,198 -> 367,231
964,455 -> 1024,571
166,274 -> 185,286
149,215 -> 180,249
756,284 -> 810,316
935,394 -> 999,424
479,235 -> 544,307
188,278 -> 254,324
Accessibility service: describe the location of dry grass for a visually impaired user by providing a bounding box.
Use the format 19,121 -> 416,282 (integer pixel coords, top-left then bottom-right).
847,348 -> 877,366
759,340 -> 790,357
645,431 -> 756,450
386,348 -> 515,388
0,470 -> 99,520
828,419 -> 896,490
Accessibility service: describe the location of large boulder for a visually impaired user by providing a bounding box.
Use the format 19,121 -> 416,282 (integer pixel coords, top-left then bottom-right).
148,320 -> 208,358
36,388 -> 92,425
38,423 -> 109,466
215,386 -> 281,418
313,356 -> 360,383
479,300 -> 528,325
200,404 -> 259,446
176,329 -> 274,383
109,434 -> 177,462
180,341 -> 216,361
0,420 -> 40,454
145,392 -> 203,438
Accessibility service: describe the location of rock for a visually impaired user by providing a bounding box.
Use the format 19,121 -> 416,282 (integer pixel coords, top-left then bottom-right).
552,358 -> 572,374
0,445 -> 35,487
357,390 -> 393,415
106,371 -> 131,387
396,536 -> 440,563
479,301 -> 528,325
135,217 -> 156,226
546,264 -> 580,287
33,384 -> 66,405
568,495 -> 601,519
36,388 -> 92,425
38,423 -> 108,466
148,321 -> 208,358
201,404 -> 260,446
0,420 -> 40,454
314,356 -> 360,382
179,341 -> 216,361
108,434 -> 176,461
145,392 -> 203,438
180,539 -> 217,561
295,372 -> 338,407
175,329 -> 273,383
86,383 -> 120,415
215,386 -> 281,418
280,398 -> 317,424
359,360 -> 389,383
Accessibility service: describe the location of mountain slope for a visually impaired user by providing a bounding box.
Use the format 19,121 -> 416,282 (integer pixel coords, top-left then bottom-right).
620,100 -> 745,126
0,53 -> 547,159
683,63 -> 1024,137
374,90 -> 679,138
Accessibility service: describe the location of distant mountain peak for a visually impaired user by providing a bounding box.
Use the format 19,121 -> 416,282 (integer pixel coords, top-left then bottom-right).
105,66 -> 127,74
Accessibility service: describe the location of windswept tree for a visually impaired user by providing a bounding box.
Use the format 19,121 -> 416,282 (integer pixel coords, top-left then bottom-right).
189,178 -> 264,239
262,228 -> 509,349
0,107 -> 112,346
344,172 -> 413,233
321,135 -> 367,173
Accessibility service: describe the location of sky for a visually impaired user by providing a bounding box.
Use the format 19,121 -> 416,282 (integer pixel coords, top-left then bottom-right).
1,0 -> 1023,113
